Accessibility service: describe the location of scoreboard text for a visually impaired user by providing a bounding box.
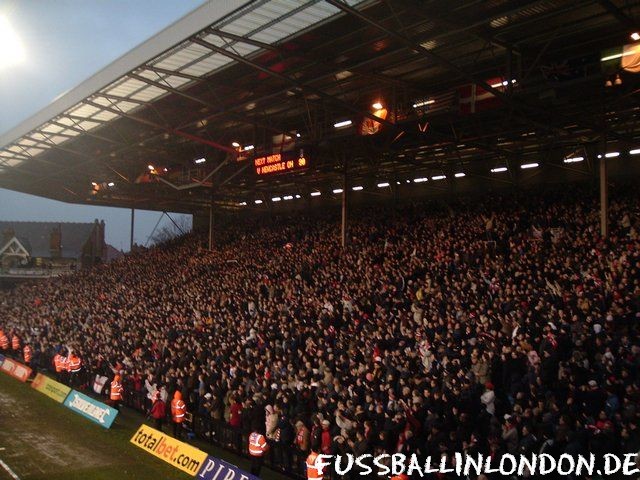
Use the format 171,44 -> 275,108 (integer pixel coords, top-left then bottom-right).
254,151 -> 308,176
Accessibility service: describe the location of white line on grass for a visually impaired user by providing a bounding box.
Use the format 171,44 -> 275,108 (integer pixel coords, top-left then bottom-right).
0,459 -> 20,480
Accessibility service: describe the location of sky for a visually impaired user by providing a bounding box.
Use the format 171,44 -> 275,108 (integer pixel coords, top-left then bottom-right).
0,0 -> 205,250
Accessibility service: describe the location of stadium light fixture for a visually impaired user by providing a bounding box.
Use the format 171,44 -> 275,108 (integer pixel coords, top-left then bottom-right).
454,172 -> 466,178
564,156 -> 584,163
490,79 -> 517,88
231,142 -> 240,148
431,175 -> 446,180
311,191 -> 321,197
521,163 -> 539,169
631,32 -> 640,41
194,157 -> 206,164
283,195 -> 294,200
244,145 -> 254,151
377,182 -> 390,188
412,99 -> 435,108
352,185 -> 364,191
601,51 -> 635,61
605,152 -> 620,158
296,133 -> 301,138
295,194 -> 301,199
334,120 -> 352,128
333,188 -> 344,194
272,197 -> 282,202
372,102 -> 383,110
491,167 -> 508,173
254,199 -> 263,204
630,148 -> 640,155
413,177 -> 428,183
238,201 -> 247,206
0,16 -> 26,69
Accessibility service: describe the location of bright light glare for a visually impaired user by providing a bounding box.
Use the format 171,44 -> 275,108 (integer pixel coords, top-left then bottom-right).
372,102 -> 383,110
431,175 -> 446,180
333,188 -> 344,194
491,167 -> 508,173
632,32 -> 640,41
564,156 -> 584,163
605,152 -> 620,158
0,16 -> 25,69
311,191 -> 321,197
377,182 -> 390,188
520,163 -> 539,169
334,120 -> 352,128
630,149 -> 640,155
454,172 -> 466,178
352,185 -> 363,191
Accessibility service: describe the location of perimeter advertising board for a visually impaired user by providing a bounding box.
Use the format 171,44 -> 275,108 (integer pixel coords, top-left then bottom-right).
196,455 -> 260,480
0,357 -> 32,382
63,389 -> 118,428
31,373 -> 71,403
130,424 -> 208,476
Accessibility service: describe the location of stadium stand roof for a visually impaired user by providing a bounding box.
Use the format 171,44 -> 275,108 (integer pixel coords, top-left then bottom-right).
1,0 -> 639,214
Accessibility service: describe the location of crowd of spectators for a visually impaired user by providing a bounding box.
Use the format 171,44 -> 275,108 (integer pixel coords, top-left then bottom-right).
1,185 -> 639,479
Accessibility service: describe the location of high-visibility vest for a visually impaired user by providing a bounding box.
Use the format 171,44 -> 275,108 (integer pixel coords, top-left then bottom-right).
23,345 -> 32,364
53,354 -> 62,372
171,399 -> 186,423
248,432 -> 269,457
0,332 -> 8,350
307,452 -> 324,480
11,335 -> 19,351
110,381 -> 124,401
67,355 -> 81,373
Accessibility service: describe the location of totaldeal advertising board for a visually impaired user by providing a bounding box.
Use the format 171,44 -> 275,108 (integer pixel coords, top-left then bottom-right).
130,424 -> 208,476
63,389 -> 118,428
31,373 -> 71,403
196,455 -> 259,480
0,357 -> 32,382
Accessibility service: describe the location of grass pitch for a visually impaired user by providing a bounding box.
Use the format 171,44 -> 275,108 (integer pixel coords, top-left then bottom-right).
0,374 -> 287,480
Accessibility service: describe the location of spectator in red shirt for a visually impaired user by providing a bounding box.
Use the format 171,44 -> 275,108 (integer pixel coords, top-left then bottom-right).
150,391 -> 166,432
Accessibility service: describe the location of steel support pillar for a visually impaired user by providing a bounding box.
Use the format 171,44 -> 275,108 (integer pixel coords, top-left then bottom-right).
130,208 -> 135,251
208,203 -> 214,251
600,155 -> 608,239
341,172 -> 348,248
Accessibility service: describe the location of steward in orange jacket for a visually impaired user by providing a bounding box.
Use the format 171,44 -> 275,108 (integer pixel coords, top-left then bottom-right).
248,431 -> 269,475
23,344 -> 32,365
170,391 -> 187,438
110,374 -> 124,410
0,330 -> 8,350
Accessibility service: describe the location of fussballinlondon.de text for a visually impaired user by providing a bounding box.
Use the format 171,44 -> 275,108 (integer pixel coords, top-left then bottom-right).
315,453 -> 640,477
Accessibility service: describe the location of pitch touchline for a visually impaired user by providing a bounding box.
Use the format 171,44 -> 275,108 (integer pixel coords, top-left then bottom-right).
0,459 -> 21,480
